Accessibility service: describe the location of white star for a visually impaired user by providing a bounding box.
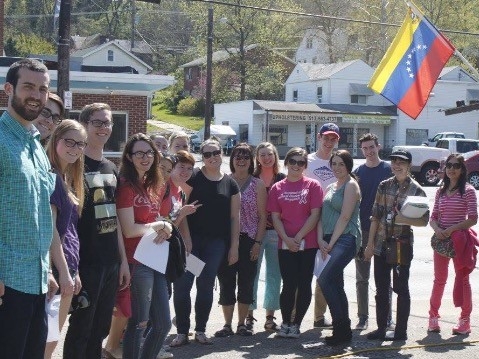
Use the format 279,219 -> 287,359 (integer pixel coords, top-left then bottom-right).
423,45 -> 427,49
406,60 -> 411,65
409,73 -> 414,78
407,67 -> 411,72
408,54 -> 412,58
417,44 -> 421,50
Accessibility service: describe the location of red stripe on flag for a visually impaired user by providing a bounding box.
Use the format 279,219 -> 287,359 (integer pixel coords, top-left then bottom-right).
398,37 -> 454,119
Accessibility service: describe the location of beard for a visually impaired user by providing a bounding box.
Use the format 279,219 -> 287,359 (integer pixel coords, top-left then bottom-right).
11,92 -> 43,122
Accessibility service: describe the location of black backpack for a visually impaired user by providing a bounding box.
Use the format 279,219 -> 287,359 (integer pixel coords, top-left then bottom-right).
165,223 -> 187,282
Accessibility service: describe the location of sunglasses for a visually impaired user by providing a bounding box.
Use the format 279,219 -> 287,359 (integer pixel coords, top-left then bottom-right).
202,150 -> 221,159
445,162 -> 461,169
234,155 -> 251,161
288,158 -> 306,167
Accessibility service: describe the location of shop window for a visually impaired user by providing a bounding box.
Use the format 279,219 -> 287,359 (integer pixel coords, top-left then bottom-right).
351,95 -> 367,104
269,125 -> 288,146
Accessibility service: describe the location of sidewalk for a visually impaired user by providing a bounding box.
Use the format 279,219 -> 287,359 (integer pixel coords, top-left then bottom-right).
147,119 -> 196,135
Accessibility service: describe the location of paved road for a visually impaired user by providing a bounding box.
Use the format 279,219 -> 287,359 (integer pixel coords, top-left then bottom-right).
52,158 -> 479,358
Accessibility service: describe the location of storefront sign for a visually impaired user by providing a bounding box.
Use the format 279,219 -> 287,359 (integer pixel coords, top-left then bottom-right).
342,114 -> 391,124
270,112 -> 340,123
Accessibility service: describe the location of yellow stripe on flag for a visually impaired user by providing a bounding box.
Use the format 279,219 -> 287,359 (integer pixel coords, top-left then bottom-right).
369,10 -> 421,93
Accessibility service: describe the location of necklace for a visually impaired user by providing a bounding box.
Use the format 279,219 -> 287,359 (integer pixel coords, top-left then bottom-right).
447,185 -> 458,193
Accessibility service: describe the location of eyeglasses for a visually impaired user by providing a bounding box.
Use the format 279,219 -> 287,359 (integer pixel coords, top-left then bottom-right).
234,155 -> 251,161
131,150 -> 155,159
446,162 -> 461,169
88,119 -> 113,128
202,150 -> 221,159
40,108 -> 62,125
288,158 -> 306,167
62,138 -> 87,150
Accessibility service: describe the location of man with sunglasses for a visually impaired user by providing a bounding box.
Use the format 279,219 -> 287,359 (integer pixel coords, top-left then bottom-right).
304,122 -> 340,328
64,103 -> 130,358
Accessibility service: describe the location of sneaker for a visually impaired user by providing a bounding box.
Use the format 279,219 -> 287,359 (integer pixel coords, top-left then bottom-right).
157,348 -> 173,359
428,316 -> 440,333
387,319 -> 396,331
170,334 -> 189,347
313,318 -> 333,328
275,323 -> 290,338
453,318 -> 471,335
355,317 -> 368,330
287,324 -> 301,338
194,331 -> 213,345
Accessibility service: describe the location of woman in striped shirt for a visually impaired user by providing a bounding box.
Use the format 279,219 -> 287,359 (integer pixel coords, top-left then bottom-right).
428,153 -> 478,335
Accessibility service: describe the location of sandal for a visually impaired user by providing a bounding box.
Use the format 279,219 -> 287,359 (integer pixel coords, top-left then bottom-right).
245,315 -> 257,331
214,324 -> 234,337
264,315 -> 279,331
170,333 -> 189,347
195,331 -> 213,345
236,324 -> 253,336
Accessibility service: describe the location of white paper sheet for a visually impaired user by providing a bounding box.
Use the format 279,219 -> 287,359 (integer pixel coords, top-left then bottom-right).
185,253 -> 206,277
133,229 -> 169,273
46,294 -> 61,342
313,250 -> 331,278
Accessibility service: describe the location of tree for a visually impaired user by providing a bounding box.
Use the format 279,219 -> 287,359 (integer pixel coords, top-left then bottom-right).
4,33 -> 56,57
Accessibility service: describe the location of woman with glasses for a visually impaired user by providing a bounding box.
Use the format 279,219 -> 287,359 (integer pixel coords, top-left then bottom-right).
364,149 -> 428,341
247,142 -> 285,332
171,138 -> 240,346
268,147 -> 323,339
317,150 -> 361,346
116,133 -> 174,359
214,143 -> 267,338
33,92 -> 64,145
427,154 -> 478,335
43,120 -> 87,358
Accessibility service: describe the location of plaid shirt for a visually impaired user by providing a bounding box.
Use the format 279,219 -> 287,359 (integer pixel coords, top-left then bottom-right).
370,176 -> 427,255
0,111 -> 56,294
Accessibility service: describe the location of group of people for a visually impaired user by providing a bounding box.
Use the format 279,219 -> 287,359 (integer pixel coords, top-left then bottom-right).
0,58 -> 477,359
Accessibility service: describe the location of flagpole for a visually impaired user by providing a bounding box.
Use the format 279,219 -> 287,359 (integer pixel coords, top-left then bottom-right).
406,0 -> 479,82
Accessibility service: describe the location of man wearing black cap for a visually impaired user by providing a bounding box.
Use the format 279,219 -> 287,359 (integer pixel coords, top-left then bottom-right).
304,122 -> 340,328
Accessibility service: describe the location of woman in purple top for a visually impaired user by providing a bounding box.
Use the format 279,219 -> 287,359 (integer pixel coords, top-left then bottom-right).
44,119 -> 87,358
214,143 -> 267,337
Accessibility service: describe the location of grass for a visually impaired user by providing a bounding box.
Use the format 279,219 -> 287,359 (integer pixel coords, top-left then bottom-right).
151,106 -> 204,131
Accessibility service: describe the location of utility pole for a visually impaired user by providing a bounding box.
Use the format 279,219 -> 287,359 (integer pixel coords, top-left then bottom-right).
131,0 -> 136,49
204,6 -> 213,140
57,0 -> 71,117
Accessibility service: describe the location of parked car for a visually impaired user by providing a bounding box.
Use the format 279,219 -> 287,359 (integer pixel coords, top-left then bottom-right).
190,134 -> 201,153
425,132 -> 465,147
464,150 -> 479,189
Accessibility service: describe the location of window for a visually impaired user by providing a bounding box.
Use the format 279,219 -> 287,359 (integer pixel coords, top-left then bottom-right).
406,128 -> 428,145
317,87 -> 323,103
239,124 -> 248,142
351,95 -> 367,104
306,38 -> 313,49
69,111 -> 127,155
107,50 -> 114,62
269,125 -> 288,146
186,68 -> 192,80
457,141 -> 479,153
293,90 -> 298,102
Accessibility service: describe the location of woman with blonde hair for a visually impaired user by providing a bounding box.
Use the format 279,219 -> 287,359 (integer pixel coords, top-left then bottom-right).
44,119 -> 87,358
168,131 -> 190,154
247,142 -> 285,332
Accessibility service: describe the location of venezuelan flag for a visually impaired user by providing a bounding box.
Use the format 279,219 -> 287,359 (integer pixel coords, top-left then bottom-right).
368,7 -> 455,119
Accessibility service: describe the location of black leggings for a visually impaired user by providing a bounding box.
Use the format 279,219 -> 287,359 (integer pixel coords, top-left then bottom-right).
278,248 -> 316,326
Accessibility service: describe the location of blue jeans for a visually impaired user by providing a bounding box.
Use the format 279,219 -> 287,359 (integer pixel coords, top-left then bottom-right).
173,236 -> 226,334
123,264 -> 171,359
0,286 -> 47,359
319,234 -> 357,324
250,230 -> 281,311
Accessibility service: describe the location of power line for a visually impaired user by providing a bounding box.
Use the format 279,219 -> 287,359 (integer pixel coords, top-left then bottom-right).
188,0 -> 479,37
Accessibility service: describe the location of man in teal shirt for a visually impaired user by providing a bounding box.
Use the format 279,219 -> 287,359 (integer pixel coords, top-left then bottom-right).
0,59 -> 65,359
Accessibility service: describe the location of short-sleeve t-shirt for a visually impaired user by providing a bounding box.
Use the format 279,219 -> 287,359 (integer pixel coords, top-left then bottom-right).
116,179 -> 161,264
186,168 -> 240,239
160,179 -> 185,222
50,173 -> 80,272
267,176 -> 323,249
78,156 -> 120,266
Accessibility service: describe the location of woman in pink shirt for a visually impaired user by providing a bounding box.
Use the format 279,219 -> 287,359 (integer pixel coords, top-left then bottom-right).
268,147 -> 323,339
428,153 -> 478,335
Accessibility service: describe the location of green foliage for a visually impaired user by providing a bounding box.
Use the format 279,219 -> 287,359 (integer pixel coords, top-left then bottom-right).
177,97 -> 205,116
4,33 -> 56,57
153,68 -> 186,113
151,107 -> 204,131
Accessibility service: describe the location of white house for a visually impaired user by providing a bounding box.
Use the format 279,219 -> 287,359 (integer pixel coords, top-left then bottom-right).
294,28 -> 349,65
71,40 -> 153,74
214,59 -> 479,157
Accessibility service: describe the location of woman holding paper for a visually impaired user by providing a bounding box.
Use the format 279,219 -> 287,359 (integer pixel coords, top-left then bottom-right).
268,147 -> 322,339
171,138 -> 240,346
116,133 -> 173,359
364,149 -> 428,341
428,154 -> 478,335
317,150 -> 361,346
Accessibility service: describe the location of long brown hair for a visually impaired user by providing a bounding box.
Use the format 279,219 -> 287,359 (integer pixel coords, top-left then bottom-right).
46,119 -> 86,214
119,133 -> 164,200
440,153 -> 467,196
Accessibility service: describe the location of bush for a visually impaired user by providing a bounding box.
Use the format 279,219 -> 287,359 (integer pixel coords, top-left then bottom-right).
177,97 -> 205,116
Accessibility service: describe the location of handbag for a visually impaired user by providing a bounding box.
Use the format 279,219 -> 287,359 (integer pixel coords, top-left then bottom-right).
430,233 -> 455,258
